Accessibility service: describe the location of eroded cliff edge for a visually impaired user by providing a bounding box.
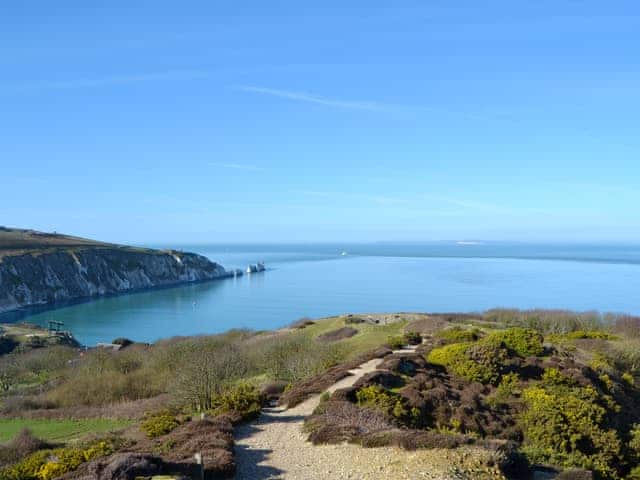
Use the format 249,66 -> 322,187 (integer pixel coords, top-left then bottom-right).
0,229 -> 229,314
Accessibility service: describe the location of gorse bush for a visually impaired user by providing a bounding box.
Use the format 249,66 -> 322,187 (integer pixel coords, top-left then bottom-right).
436,326 -> 481,343
355,385 -> 420,426
386,336 -> 406,350
210,382 -> 262,421
426,337 -> 508,384
0,440 -> 114,480
488,328 -> 544,357
520,380 -> 622,479
140,410 -> 180,438
565,330 -> 617,340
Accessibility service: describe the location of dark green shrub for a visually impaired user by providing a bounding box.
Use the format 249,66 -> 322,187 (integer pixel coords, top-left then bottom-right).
210,382 -> 262,421
111,337 -> 134,347
488,328 -> 544,357
140,410 -> 180,438
436,326 -> 480,343
427,337 -> 508,384
0,337 -> 18,355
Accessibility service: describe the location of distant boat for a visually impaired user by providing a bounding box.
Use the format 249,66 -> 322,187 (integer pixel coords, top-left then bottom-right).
456,241 -> 482,246
341,251 -> 348,256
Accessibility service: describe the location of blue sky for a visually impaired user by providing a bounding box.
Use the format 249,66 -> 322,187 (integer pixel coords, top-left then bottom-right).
1,1 -> 639,244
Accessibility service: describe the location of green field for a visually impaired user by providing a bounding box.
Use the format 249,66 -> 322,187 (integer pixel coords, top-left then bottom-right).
0,418 -> 133,443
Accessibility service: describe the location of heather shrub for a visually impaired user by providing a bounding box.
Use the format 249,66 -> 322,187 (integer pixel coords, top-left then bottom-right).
317,327 -> 358,342
436,326 -> 480,343
140,410 -> 180,438
0,429 -> 49,468
210,382 -> 262,421
427,337 -> 507,384
488,328 -> 544,357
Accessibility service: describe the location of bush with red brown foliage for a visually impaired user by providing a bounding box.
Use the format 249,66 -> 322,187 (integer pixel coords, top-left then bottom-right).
63,417 -> 235,480
0,428 -> 51,467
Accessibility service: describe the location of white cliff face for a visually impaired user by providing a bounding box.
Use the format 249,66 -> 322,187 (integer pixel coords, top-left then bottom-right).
0,248 -> 229,314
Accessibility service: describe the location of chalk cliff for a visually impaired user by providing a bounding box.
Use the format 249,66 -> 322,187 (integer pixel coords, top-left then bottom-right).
0,229 -> 229,313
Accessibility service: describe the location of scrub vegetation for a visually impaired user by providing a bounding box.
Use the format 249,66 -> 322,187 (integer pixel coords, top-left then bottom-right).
2,309 -> 640,478
305,310 -> 640,479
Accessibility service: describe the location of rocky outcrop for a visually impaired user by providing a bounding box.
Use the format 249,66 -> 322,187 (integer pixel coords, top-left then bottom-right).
0,247 -> 230,314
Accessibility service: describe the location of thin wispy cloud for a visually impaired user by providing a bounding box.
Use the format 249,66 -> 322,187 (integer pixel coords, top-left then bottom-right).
236,85 -> 399,112
209,162 -> 265,172
6,70 -> 210,93
300,190 -> 406,206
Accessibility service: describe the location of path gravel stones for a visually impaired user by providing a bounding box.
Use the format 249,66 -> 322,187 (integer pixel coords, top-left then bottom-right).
234,348 -> 483,480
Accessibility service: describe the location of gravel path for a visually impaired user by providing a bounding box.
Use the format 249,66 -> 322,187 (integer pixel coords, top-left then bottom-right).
234,348 -> 470,480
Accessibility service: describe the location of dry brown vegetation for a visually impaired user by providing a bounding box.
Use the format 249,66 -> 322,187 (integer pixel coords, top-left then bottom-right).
3,309 -> 640,479
316,326 -> 358,342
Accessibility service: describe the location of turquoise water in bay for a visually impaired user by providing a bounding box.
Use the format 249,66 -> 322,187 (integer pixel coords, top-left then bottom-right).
4,243 -> 640,345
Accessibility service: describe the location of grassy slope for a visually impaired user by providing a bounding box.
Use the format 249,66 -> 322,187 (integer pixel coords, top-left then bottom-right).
0,227 -> 156,257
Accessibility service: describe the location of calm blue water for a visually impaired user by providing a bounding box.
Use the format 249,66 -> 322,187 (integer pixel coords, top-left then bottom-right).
5,243 -> 640,345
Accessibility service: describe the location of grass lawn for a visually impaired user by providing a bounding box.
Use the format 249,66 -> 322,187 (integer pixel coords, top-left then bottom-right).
0,418 -> 133,443
301,315 -> 407,356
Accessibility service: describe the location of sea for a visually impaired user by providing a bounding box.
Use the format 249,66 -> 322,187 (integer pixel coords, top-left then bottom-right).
3,242 -> 640,346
